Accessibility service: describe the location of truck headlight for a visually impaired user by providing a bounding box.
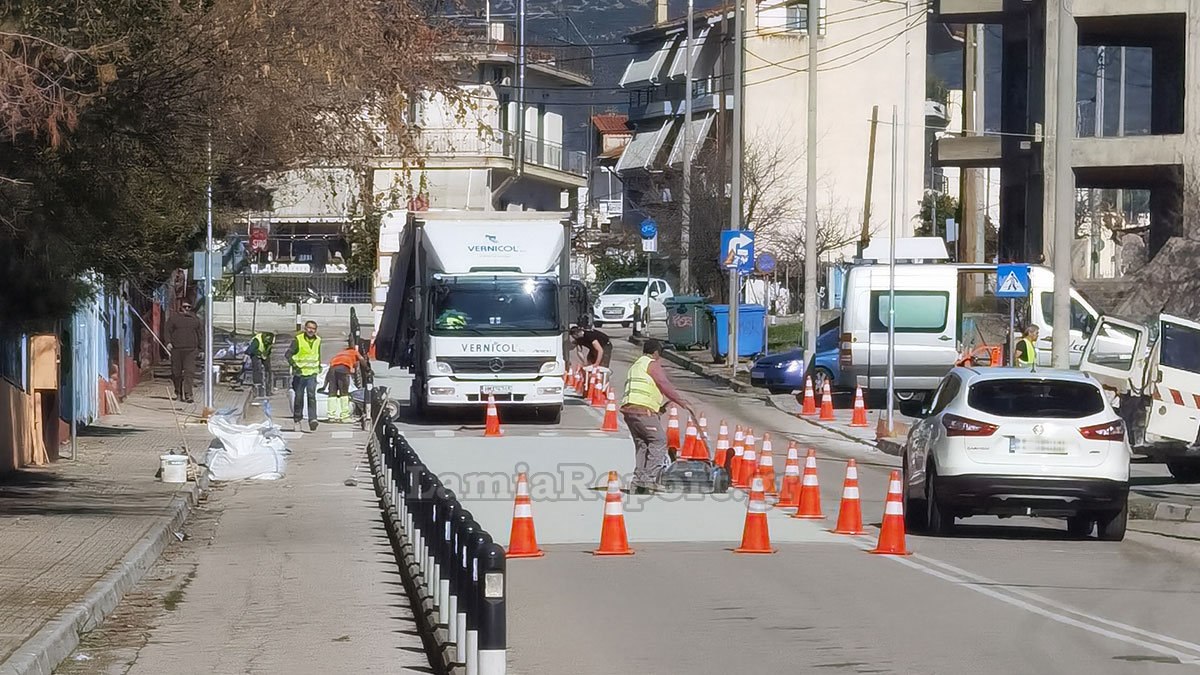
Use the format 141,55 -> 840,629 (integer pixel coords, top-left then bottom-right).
539,360 -> 560,374
433,360 -> 453,375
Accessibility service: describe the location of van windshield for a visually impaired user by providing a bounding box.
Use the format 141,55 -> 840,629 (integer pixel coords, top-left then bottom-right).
968,379 -> 1105,418
869,291 -> 949,333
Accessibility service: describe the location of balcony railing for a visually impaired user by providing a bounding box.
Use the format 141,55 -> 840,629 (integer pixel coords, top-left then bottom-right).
413,128 -> 587,177
455,22 -> 593,82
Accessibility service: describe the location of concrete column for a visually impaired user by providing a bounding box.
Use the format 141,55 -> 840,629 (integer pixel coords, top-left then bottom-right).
1041,0 -> 1077,266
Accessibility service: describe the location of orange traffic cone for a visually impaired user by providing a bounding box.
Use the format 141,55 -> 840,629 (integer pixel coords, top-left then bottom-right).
870,470 -> 910,555
776,442 -> 802,508
739,431 -> 758,490
484,395 -> 503,437
666,406 -> 682,451
583,365 -> 595,398
507,473 -> 544,558
734,471 -> 776,554
791,448 -> 824,519
819,380 -> 836,421
758,433 -> 777,496
729,426 -> 746,480
601,387 -> 619,432
990,346 -> 1003,367
713,421 -> 731,468
832,460 -> 865,535
693,413 -> 711,462
850,385 -> 869,427
594,471 -> 634,556
681,418 -> 699,459
800,377 -> 817,416
591,370 -> 608,408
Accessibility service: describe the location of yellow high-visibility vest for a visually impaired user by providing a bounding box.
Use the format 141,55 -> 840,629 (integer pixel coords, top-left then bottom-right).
622,355 -> 664,411
1016,337 -> 1037,368
293,334 -> 322,376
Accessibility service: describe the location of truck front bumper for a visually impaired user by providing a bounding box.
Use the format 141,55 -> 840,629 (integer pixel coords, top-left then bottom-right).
425,376 -> 565,406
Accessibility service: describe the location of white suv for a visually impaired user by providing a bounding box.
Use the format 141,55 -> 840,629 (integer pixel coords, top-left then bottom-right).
593,277 -> 674,328
900,367 -> 1131,540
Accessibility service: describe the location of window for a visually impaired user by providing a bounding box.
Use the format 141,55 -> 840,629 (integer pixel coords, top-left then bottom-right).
785,0 -> 827,35
0,332 -> 27,391
967,379 -> 1106,418
1084,322 -> 1141,370
869,291 -> 950,333
605,280 -> 648,295
1039,292 -> 1096,334
928,375 -> 962,415
1160,321 -> 1200,374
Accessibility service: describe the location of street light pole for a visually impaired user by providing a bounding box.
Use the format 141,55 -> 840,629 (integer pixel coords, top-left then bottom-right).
802,0 -> 819,369
680,0 -> 694,293
204,138 -> 214,412
727,0 -> 746,370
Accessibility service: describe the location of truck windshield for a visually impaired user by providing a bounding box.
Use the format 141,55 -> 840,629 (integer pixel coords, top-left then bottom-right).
604,281 -> 647,295
430,278 -> 558,333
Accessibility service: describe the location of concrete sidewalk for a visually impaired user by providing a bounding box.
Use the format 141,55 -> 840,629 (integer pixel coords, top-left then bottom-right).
0,378 -> 241,675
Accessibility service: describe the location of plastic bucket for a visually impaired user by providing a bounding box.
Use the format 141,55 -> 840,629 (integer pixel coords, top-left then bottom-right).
160,454 -> 188,483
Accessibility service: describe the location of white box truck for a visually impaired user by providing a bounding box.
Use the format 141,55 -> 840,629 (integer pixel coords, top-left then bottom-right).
373,210 -> 572,422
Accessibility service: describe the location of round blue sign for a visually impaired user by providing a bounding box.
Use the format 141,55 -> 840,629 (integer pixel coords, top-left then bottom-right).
756,251 -> 777,274
640,218 -> 658,240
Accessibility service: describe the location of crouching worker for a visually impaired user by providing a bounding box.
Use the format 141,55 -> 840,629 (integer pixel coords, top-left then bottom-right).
324,343 -> 372,423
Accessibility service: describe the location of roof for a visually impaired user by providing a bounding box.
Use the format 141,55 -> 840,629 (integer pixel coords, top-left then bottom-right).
592,114 -> 631,135
955,366 -> 1100,385
626,6 -> 734,42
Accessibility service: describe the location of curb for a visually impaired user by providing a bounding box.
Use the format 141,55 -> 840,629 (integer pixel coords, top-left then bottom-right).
366,433 -> 453,675
0,476 -> 208,675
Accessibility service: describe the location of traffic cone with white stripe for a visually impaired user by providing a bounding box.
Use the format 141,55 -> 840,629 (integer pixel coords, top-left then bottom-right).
594,471 -> 634,556
484,395 -> 502,437
666,406 -> 682,451
819,380 -> 836,421
870,470 -> 910,555
694,413 -> 711,462
601,387 -> 619,432
758,433 -> 778,496
776,442 -> 802,508
507,473 -> 544,558
734,471 -> 777,554
714,422 -> 732,468
729,425 -> 745,476
680,418 -> 699,459
738,431 -> 758,490
591,368 -> 608,408
791,448 -> 824,519
850,385 -> 869,427
832,460 -> 865,535
800,377 -> 818,416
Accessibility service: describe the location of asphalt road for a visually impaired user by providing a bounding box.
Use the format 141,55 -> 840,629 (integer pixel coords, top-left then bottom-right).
376,330 -> 1200,674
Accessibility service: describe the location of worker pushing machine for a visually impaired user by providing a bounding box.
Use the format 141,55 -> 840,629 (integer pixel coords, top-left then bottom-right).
323,341 -> 372,423
621,339 -> 695,494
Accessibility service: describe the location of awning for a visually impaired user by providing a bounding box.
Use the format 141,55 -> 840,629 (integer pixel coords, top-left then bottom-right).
619,35 -> 681,88
666,112 -> 715,168
616,118 -> 676,173
667,26 -> 713,81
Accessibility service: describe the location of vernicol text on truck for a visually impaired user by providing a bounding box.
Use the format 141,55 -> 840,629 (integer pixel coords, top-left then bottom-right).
372,210 -> 571,422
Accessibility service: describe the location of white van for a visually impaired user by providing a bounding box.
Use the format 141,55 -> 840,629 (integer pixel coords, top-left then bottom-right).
839,262 -> 1101,399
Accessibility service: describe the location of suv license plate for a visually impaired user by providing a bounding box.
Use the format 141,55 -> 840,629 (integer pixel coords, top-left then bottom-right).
481,385 -> 511,395
1009,438 -> 1067,454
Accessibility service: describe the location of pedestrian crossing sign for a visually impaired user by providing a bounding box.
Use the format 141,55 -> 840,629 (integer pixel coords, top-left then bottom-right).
995,263 -> 1030,299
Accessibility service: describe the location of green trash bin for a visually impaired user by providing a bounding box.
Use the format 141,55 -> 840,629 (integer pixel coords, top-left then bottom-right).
664,295 -> 711,350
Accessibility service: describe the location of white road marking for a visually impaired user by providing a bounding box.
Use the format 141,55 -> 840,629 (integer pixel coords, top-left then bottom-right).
331,431 -> 356,439
433,430 -> 455,438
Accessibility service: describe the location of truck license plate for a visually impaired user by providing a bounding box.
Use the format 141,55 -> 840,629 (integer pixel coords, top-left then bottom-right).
481,385 -> 511,395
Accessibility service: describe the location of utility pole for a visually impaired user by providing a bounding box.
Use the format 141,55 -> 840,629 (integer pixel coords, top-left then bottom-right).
516,0 -> 527,174
1091,46 -> 1105,277
680,0 -> 694,292
1117,46 -> 1126,223
900,0 -> 913,236
204,138 -> 214,412
860,105 -> 879,256
803,0 -> 819,369
960,24 -> 981,298
887,105 -> 898,432
726,0 -> 745,369
1051,0 -> 1076,367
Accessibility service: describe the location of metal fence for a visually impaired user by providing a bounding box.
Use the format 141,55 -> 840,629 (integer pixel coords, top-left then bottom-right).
456,22 -> 593,82
415,128 -> 587,178
232,273 -> 370,304
371,408 -> 507,674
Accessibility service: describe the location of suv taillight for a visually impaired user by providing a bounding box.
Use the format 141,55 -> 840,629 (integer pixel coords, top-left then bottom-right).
839,332 -> 853,367
942,414 -> 998,437
1079,420 -> 1125,441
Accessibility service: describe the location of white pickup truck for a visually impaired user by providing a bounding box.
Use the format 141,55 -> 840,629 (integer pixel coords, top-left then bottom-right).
1080,313 -> 1200,480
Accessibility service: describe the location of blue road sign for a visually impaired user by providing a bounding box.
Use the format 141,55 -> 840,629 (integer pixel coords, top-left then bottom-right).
995,263 -> 1031,299
720,230 -> 755,274
755,251 -> 777,274
640,218 -> 658,240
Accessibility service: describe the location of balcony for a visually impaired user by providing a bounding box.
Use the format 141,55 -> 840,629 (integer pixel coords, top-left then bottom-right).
455,22 -> 593,86
409,127 -> 587,179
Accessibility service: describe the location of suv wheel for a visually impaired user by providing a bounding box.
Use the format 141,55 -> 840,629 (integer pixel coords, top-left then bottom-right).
903,454 -> 929,532
926,466 -> 954,537
1096,501 -> 1128,542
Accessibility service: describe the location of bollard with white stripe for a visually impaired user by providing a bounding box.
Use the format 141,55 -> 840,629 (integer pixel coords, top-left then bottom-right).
476,542 -> 507,675
464,531 -> 493,675
454,517 -> 480,663
434,487 -> 458,627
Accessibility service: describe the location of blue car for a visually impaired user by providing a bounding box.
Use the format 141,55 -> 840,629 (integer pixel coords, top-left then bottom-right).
750,320 -> 842,395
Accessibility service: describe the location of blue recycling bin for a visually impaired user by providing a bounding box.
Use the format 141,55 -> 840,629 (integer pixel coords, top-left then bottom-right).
707,304 -> 766,362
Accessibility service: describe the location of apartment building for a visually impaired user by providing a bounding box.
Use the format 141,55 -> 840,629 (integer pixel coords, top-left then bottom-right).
615,0 -> 927,274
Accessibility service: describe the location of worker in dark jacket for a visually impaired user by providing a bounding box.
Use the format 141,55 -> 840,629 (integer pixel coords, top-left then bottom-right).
165,301 -> 204,403
247,331 -> 276,397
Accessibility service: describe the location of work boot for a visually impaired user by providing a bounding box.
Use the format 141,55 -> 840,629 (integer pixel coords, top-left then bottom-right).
309,419 -> 319,432
292,420 -> 302,433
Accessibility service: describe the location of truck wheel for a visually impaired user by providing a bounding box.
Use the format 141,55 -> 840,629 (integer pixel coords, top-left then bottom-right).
1166,459 -> 1200,483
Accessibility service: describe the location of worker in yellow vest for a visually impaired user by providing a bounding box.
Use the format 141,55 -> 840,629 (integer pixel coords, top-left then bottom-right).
621,339 -> 695,494
1015,324 -> 1039,368
286,320 -> 322,432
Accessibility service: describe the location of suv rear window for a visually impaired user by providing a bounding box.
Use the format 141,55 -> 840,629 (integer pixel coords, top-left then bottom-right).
967,379 -> 1105,418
